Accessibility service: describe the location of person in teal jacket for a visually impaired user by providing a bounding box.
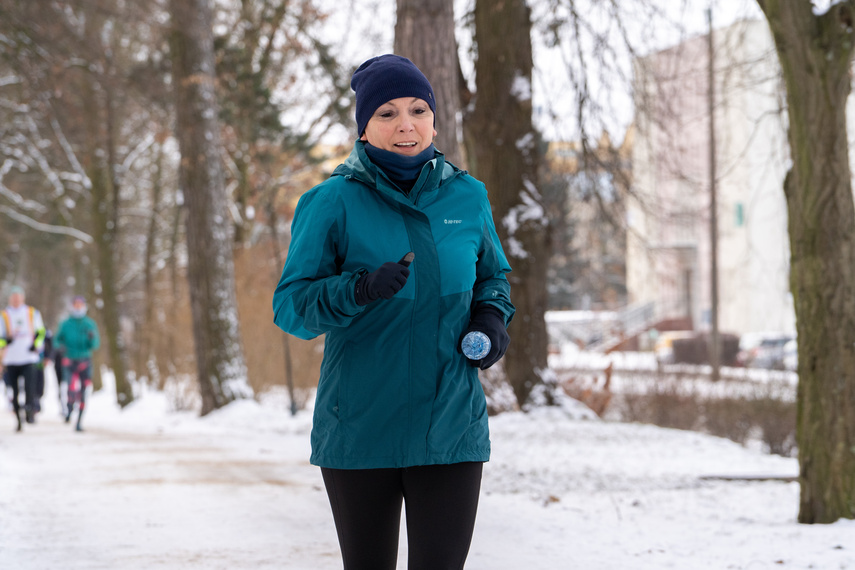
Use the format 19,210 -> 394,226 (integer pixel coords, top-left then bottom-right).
55,295 -> 100,432
273,54 -> 514,569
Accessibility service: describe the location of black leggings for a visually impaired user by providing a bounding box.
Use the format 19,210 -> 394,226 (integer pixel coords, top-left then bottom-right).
321,462 -> 483,570
4,363 -> 36,413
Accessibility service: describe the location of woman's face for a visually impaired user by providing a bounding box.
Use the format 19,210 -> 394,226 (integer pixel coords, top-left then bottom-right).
360,97 -> 436,156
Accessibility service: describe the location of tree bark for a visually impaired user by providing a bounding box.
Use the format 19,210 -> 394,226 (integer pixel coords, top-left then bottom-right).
78,22 -> 133,405
395,0 -> 464,167
169,0 -> 251,415
135,136 -> 165,379
468,0 -> 552,407
756,0 -> 855,523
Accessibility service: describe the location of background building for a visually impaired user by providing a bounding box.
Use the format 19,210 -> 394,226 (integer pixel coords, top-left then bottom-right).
629,18 -> 795,337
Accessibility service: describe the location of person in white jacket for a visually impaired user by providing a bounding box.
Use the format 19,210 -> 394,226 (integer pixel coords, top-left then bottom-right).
1,285 -> 46,431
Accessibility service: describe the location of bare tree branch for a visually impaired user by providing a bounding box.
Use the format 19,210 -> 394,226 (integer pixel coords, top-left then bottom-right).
0,205 -> 93,242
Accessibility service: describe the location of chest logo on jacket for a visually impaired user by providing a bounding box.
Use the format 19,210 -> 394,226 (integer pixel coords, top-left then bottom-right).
444,219 -> 463,225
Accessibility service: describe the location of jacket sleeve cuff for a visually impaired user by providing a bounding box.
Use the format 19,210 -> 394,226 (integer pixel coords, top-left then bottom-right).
473,302 -> 513,326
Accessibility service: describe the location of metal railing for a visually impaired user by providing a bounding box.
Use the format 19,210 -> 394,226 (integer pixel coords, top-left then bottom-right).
546,301 -> 658,353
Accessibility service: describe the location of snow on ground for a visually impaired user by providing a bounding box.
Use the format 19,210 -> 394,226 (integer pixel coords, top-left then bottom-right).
1,369 -> 853,570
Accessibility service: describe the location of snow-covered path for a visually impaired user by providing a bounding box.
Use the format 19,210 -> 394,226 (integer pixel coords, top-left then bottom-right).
0,405 -> 337,569
1,374 -> 854,569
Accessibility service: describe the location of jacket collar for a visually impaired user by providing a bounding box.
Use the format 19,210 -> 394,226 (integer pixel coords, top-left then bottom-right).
332,141 -> 461,205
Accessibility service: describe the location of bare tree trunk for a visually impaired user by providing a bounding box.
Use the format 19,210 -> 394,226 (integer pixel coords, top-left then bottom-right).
80,66 -> 133,405
135,136 -> 166,379
468,0 -> 553,407
88,159 -> 127,398
169,0 -> 251,415
103,80 -> 134,404
394,0 -> 464,167
757,0 -> 855,523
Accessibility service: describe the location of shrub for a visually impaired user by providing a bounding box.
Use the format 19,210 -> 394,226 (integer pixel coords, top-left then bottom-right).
701,397 -> 756,446
610,372 -> 796,457
619,374 -> 702,431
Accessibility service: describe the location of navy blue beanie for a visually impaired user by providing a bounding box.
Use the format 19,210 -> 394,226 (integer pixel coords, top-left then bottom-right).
351,54 -> 435,137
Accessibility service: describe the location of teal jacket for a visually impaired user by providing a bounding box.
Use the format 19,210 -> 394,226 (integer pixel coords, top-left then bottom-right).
273,142 -> 514,469
55,314 -> 100,360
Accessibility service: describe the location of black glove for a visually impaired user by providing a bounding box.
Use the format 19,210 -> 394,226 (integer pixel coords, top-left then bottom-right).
355,252 -> 414,306
29,343 -> 37,352
459,305 -> 510,370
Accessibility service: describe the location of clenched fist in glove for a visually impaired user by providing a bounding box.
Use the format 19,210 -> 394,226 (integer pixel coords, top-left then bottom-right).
355,252 -> 414,306
459,305 -> 510,370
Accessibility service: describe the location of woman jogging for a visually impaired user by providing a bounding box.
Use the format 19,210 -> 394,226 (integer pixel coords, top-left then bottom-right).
55,296 -> 100,432
273,54 -> 514,569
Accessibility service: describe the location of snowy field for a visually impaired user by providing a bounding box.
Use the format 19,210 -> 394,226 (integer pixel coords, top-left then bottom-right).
1,368 -> 853,570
